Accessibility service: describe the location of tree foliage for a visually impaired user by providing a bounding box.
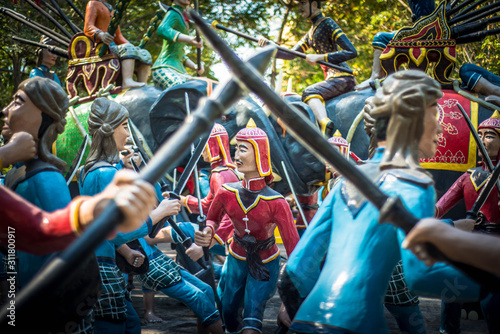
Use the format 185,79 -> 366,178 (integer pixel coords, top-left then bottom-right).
0,0 -> 499,106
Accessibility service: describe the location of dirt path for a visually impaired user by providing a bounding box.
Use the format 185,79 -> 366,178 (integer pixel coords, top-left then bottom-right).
131,244 -> 488,333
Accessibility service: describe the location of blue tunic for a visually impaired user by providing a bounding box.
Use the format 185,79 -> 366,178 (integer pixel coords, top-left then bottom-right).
287,148 -> 480,334
29,65 -> 62,86
78,164 -> 152,259
10,160 -> 71,288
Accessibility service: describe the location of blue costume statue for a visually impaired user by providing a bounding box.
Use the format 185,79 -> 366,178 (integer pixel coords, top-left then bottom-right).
29,36 -> 62,86
114,154 -> 224,333
282,71 -> 481,334
78,98 -> 145,333
2,77 -> 96,333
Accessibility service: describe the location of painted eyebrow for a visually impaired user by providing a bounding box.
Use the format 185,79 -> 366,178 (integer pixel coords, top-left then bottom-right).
14,94 -> 25,103
237,143 -> 248,149
483,130 -> 498,136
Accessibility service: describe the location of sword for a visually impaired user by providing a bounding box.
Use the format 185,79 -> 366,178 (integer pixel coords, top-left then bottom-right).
171,131 -> 211,196
194,0 -> 202,74
186,92 -> 210,261
281,161 -> 308,228
190,10 -> 500,292
65,134 -> 89,185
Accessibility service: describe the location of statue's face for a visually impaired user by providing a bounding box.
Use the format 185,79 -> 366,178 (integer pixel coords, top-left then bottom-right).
235,140 -> 259,179
202,146 -> 210,162
113,119 -> 130,151
2,89 -> 42,140
418,98 -> 442,159
174,0 -> 191,8
298,0 -> 311,18
41,49 -> 57,68
121,145 -> 142,170
478,128 -> 500,161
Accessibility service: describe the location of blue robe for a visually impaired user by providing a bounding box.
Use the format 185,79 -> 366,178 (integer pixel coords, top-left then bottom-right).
287,148 -> 480,334
9,160 -> 71,288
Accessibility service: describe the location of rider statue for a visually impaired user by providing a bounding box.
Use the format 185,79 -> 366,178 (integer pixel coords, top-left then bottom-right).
84,0 -> 152,89
259,0 -> 357,138
152,0 -> 204,90
29,36 -> 62,86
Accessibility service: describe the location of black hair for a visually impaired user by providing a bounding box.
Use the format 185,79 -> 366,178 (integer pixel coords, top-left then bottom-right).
374,116 -> 389,142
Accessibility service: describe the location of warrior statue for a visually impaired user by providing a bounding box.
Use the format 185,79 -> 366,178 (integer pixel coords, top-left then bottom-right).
258,0 -> 357,138
280,70 -> 481,334
84,0 -> 152,89
195,127 -> 300,334
152,0 -> 204,90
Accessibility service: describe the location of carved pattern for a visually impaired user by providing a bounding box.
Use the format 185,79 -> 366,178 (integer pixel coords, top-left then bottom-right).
65,32 -> 121,98
379,1 -> 456,84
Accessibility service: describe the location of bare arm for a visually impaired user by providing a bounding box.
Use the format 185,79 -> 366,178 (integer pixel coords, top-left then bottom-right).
403,218 -> 500,276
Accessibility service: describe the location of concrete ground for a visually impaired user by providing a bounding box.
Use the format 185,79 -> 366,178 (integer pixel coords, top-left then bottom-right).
131,243 -> 488,334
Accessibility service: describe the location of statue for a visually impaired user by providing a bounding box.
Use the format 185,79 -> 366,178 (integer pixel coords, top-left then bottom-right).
195,127 -> 300,334
152,0 -> 204,90
355,0 -> 436,90
281,70 -> 480,334
83,0 -> 152,89
0,77 -> 98,332
258,0 -> 357,138
29,36 -> 62,86
459,63 -> 500,107
435,110 -> 500,333
78,98 -> 179,333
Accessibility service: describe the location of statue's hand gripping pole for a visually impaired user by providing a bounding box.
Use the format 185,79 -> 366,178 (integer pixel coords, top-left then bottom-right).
185,92 -> 210,261
206,18 -> 356,76
189,10 -> 500,293
0,44 -> 276,326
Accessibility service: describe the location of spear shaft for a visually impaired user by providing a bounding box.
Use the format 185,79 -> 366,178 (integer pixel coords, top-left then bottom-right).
12,36 -> 69,58
208,19 -> 356,75
190,9 -> 500,292
25,0 -> 74,39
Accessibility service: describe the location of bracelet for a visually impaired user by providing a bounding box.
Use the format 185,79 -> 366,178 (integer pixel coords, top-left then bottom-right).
94,30 -> 102,43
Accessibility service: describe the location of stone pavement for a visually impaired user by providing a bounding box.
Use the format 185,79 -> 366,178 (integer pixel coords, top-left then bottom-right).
131,244 -> 488,333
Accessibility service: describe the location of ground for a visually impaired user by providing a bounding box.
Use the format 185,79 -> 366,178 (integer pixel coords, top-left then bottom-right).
130,243 -> 488,333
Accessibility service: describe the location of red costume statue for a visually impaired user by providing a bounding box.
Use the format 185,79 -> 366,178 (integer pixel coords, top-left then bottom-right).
435,110 -> 500,226
195,127 -> 299,333
0,187 -> 85,255
182,123 -> 239,215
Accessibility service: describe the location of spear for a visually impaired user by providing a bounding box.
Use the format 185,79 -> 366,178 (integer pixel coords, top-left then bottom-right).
0,7 -> 70,47
25,0 -> 73,39
41,0 -> 82,33
205,18 -> 357,75
64,0 -> 85,21
12,35 -> 69,58
190,9 -> 500,292
449,0 -> 500,25
0,45 -> 275,328
47,0 -> 80,34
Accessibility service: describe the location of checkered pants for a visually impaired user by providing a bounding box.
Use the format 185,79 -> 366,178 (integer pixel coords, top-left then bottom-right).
385,260 -> 419,306
94,261 -> 128,321
152,66 -> 191,90
136,253 -> 182,291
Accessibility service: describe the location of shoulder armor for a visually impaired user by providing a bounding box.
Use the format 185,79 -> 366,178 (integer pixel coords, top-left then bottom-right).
341,165 -> 433,218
